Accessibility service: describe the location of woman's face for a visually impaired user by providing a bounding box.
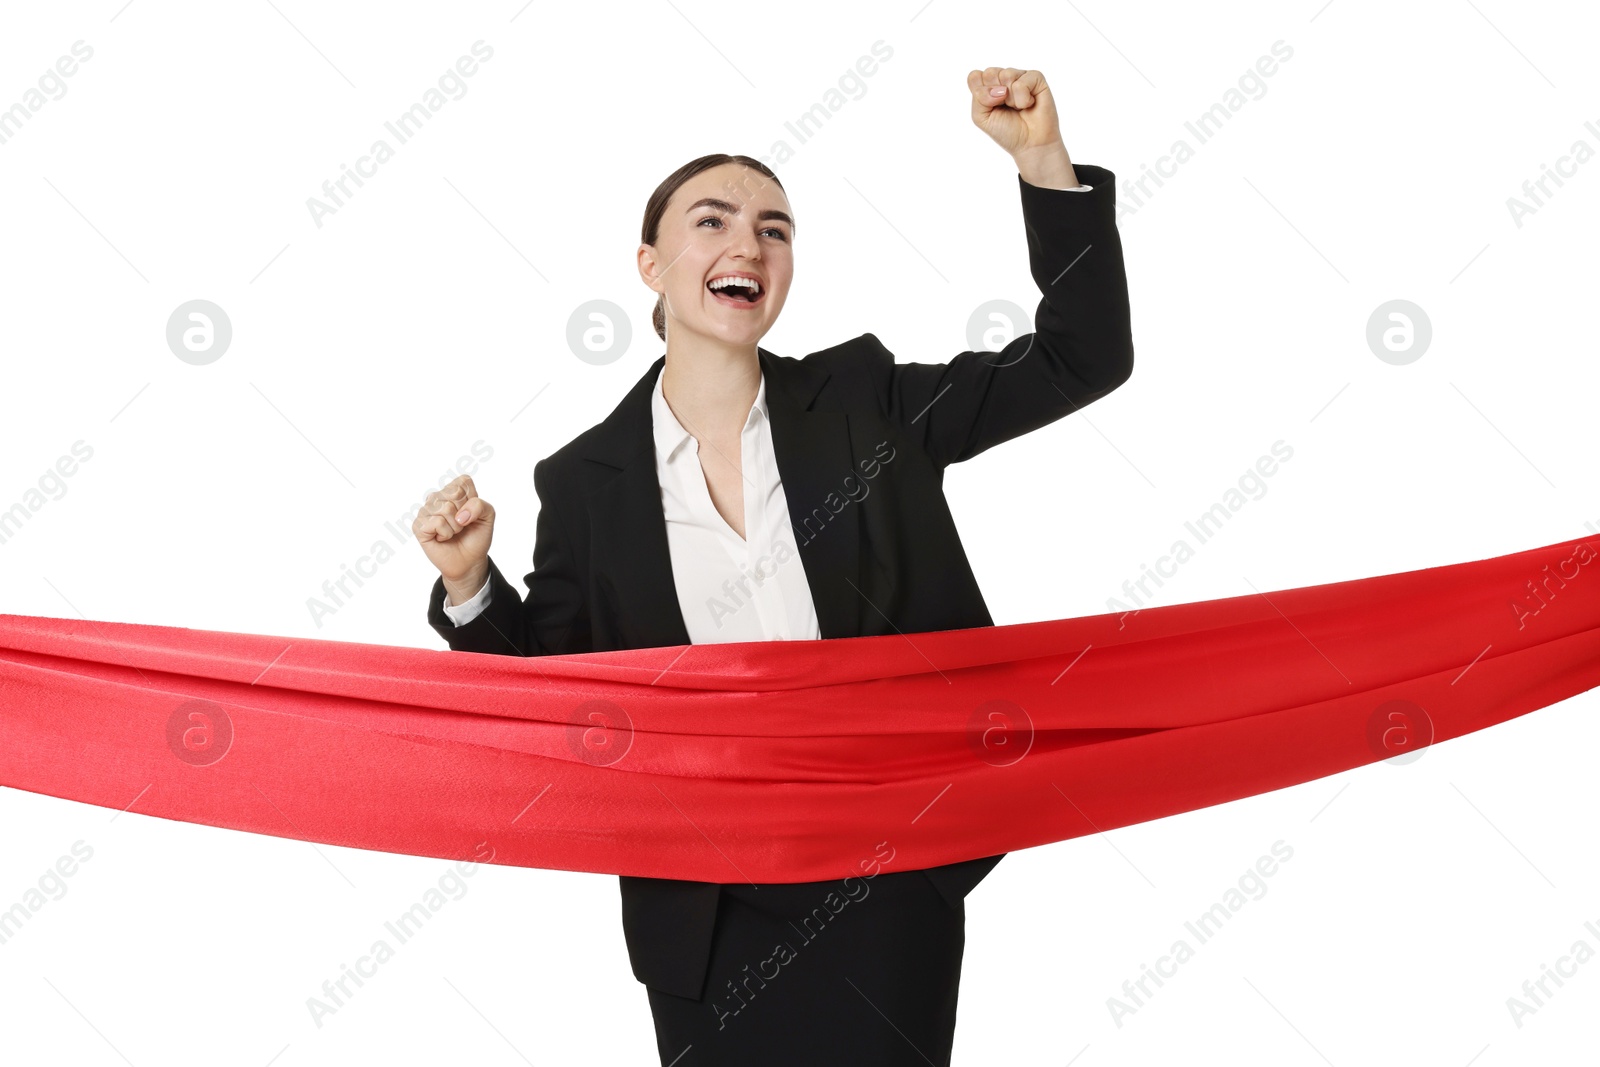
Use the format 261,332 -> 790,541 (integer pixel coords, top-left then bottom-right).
640,162 -> 794,346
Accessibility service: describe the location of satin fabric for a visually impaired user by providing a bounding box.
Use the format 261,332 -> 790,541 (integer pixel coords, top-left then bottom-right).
2,534 -> 1596,884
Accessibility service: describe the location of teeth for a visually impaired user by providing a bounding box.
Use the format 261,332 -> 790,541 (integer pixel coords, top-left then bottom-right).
709,276 -> 761,294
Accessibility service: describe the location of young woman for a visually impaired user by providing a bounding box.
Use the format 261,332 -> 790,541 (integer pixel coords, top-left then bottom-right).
413,66 -> 1133,1066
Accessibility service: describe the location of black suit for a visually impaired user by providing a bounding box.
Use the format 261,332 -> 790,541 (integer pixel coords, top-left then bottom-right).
426,164 -> 1132,1011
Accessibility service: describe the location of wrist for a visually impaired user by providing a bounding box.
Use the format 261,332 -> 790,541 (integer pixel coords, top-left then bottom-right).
443,565 -> 489,605
1013,143 -> 1079,190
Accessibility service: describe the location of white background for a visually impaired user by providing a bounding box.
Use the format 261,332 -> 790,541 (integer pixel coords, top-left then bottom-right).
2,1 -> 1597,1064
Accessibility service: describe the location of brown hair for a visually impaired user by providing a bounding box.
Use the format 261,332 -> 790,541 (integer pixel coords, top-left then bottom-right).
640,154 -> 789,342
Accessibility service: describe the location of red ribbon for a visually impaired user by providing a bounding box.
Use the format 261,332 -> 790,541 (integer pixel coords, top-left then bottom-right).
2,535 -> 1596,884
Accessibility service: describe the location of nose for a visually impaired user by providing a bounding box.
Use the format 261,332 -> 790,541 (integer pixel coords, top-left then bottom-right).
728,219 -> 760,260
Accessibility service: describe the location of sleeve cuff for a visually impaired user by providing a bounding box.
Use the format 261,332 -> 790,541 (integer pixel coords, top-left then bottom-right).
1018,164 -> 1118,224
441,574 -> 493,626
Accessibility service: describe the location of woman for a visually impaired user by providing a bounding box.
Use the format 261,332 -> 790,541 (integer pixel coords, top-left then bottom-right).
413,66 -> 1133,1066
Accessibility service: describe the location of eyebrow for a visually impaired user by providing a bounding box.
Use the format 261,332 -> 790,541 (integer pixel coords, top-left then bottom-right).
684,197 -> 794,229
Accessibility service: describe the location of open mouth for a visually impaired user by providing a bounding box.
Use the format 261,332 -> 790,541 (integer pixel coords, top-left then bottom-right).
707,276 -> 765,307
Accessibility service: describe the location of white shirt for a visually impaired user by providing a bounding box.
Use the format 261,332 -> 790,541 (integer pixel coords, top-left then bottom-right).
444,364 -> 822,644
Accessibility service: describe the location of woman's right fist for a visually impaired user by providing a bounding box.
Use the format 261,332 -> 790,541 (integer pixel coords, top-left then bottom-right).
415,475 -> 495,594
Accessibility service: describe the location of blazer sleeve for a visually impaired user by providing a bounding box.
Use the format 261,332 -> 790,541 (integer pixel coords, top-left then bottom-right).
425,456 -> 591,657
869,162 -> 1134,469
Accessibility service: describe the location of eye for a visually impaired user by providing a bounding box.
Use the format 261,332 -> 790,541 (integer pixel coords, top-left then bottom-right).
697,216 -> 789,241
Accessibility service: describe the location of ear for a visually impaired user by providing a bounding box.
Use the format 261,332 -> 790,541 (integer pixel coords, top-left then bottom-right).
637,243 -> 666,294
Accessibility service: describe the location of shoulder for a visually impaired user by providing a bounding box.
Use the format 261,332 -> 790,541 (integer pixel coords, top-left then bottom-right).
782,331 -> 898,408
535,361 -> 662,488
798,330 -> 893,367
536,428 -> 603,485
528,422 -> 610,504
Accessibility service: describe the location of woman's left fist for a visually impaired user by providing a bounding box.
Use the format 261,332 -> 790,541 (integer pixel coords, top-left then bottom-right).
967,67 -> 1062,157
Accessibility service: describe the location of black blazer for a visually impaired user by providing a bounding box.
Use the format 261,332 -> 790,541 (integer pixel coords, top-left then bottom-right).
426,163 -> 1133,999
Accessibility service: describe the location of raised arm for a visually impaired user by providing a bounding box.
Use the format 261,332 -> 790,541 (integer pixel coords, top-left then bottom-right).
872,68 -> 1133,468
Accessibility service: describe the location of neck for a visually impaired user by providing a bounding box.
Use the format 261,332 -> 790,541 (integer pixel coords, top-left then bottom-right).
659,332 -> 761,442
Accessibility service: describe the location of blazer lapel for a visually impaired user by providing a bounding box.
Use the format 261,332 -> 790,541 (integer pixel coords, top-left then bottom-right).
580,355 -> 692,650
758,347 -> 863,640
579,347 -> 863,646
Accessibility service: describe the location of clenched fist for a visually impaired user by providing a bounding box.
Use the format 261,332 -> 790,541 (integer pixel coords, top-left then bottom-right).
968,67 -> 1062,156
414,474 -> 495,603
968,66 -> 1079,189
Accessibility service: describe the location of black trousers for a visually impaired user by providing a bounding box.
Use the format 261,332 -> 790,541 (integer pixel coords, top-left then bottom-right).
644,869 -> 967,1066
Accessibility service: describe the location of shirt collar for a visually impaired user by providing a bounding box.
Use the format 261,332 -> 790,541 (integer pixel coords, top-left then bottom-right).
651,364 -> 768,463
